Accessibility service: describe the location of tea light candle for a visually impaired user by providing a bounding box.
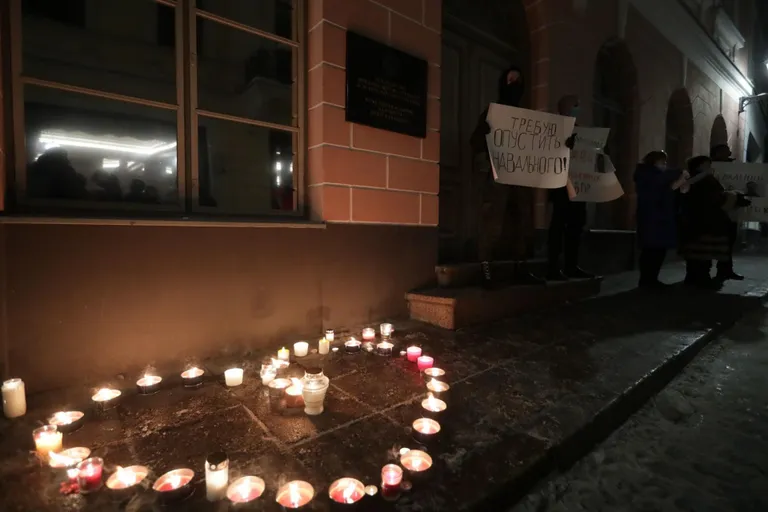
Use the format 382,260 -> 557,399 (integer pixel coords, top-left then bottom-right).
329,477 -> 365,504
400,449 -> 433,473
376,341 -> 394,356
423,367 -> 445,380
2,378 -> 26,418
276,480 -> 314,508
406,346 -> 422,362
318,338 -> 330,355
380,323 -> 394,338
77,457 -> 104,494
412,417 -> 441,443
332,347 -> 339,352
426,379 -> 450,403
136,375 -> 162,395
325,329 -> 335,341
224,368 -> 244,387
417,355 -> 434,371
293,341 -> 309,357
344,338 -> 362,354
421,393 -> 447,415
49,447 -> 91,469
285,379 -> 304,408
227,476 -> 265,503
33,425 -> 62,462
181,367 -> 205,388
260,363 -> 277,386
47,410 -> 85,433
362,328 -> 376,341
106,465 -> 149,490
278,347 -> 290,361
381,464 -> 403,488
91,387 -> 121,409
153,468 -> 195,503
205,451 -> 229,501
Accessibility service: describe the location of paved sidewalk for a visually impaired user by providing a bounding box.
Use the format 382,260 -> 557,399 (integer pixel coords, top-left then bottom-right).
512,305 -> 768,512
0,257 -> 766,511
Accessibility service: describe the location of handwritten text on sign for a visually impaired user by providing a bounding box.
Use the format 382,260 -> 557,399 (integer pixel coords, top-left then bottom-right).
740,197 -> 768,222
712,162 -> 768,196
570,159 -> 624,202
486,103 -> 575,188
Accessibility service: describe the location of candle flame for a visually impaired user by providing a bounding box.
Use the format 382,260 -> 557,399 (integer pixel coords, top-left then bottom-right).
168,474 -> 182,489
413,457 -> 423,469
116,466 -> 138,486
342,480 -> 356,503
53,411 -> 72,424
427,393 -> 438,407
289,481 -> 300,507
48,450 -> 74,468
237,481 -> 250,500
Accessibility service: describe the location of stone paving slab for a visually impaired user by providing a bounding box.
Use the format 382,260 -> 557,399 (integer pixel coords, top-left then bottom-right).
1,257 -> 767,511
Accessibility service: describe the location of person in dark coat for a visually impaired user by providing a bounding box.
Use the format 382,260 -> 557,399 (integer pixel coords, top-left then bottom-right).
469,65 -> 542,286
634,150 -> 689,288
710,144 -> 744,281
679,155 -> 750,287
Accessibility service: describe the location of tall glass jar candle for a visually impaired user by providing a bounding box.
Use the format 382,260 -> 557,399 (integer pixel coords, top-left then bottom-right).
301,368 -> 330,415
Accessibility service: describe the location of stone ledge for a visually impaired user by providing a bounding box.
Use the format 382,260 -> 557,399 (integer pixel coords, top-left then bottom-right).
406,278 -> 602,329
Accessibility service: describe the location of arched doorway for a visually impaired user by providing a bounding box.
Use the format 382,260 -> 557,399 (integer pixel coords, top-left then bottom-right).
438,0 -> 534,263
710,115 -> 729,152
591,39 -> 639,229
665,89 -> 694,169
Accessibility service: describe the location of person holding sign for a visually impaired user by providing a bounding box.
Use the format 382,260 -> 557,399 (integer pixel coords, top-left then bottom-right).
469,65 -> 542,286
634,151 -> 689,288
710,144 -> 744,281
546,95 -> 594,281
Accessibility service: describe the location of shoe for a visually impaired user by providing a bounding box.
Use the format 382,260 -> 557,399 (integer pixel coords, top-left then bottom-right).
715,271 -> 745,281
546,270 -> 569,282
565,267 -> 595,279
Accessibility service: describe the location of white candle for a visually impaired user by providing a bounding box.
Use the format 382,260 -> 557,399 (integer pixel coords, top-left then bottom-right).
206,454 -> 229,501
293,341 -> 309,357
325,329 -> 335,342
277,347 -> 290,361
33,425 -> 63,462
318,338 -> 330,355
224,368 -> 244,387
2,378 -> 26,418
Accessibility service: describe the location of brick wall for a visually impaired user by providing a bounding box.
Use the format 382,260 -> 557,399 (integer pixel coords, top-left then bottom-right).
307,0 -> 441,226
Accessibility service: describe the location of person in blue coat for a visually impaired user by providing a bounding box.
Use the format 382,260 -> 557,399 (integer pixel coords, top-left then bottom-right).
634,150 -> 689,288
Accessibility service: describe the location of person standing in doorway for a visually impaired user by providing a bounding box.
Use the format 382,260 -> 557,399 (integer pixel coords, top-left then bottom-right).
546,95 -> 595,281
710,144 -> 744,281
470,66 -> 542,286
634,150 -> 689,288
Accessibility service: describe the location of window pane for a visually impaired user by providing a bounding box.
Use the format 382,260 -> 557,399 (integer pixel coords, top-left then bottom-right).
21,0 -> 176,104
197,0 -> 294,40
24,85 -> 179,205
198,116 -> 295,214
196,16 -> 295,126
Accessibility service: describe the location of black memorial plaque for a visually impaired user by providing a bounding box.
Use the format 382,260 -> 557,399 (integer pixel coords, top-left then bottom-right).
345,31 -> 428,138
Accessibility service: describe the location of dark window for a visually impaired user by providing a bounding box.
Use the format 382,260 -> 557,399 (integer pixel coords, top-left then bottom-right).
157,4 -> 175,47
23,0 -> 85,26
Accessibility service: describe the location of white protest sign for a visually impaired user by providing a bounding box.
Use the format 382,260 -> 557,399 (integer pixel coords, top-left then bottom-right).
486,103 -> 575,188
570,155 -> 624,202
739,197 -> 768,222
712,162 -> 768,196
569,127 -> 610,174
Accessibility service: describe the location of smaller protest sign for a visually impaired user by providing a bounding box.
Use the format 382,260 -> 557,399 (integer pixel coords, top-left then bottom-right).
712,162 -> 768,196
569,127 -> 611,174
570,155 -> 624,203
739,197 -> 768,222
486,103 -> 575,189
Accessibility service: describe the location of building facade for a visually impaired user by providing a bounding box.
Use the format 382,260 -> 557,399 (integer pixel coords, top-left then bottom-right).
1,0 -> 766,391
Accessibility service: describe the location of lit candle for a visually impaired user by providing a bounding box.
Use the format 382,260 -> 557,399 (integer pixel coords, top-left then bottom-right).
224,368 -> 244,387
318,338 -> 330,355
406,346 -> 422,362
362,328 -> 376,341
227,476 -> 265,504
325,329 -> 335,342
205,452 -> 229,502
332,347 -> 339,352
91,387 -> 121,409
365,485 -> 378,496
276,480 -> 314,508
293,341 -> 309,357
344,338 -> 362,354
153,468 -> 195,503
47,410 -> 85,433
412,417 -> 441,443
376,341 -> 394,356
105,465 -> 149,490
421,393 -> 447,415
329,477 -> 365,504
76,457 -> 104,494
277,347 -> 290,361
136,375 -> 162,395
417,355 -> 434,371
2,378 -> 26,418
400,449 -> 433,473
423,367 -> 445,380
49,447 -> 90,469
33,425 -> 62,462
260,363 -> 277,386
426,379 -> 450,403
381,464 -> 403,488
285,378 -> 304,409
181,367 -> 205,388
380,323 -> 394,338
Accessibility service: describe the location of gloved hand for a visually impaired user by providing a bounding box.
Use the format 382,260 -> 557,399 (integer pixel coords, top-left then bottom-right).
736,194 -> 752,208
565,134 -> 576,149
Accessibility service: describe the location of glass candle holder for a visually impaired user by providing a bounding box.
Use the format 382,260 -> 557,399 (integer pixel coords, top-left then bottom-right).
106,465 -> 149,490
329,477 -> 365,504
268,378 -> 291,413
153,468 -> 195,504
227,476 -> 265,504
181,367 -> 205,388
406,346 -> 422,362
422,367 -> 445,381
380,323 -> 394,339
376,341 -> 394,356
362,328 -> 376,341
91,388 -> 121,410
325,329 -> 335,342
344,338 -> 362,354
47,410 -> 85,434
276,480 -> 314,508
301,368 -> 329,416
426,379 -> 450,403
417,355 -> 434,371
206,451 -> 229,502
412,418 -> 441,444
77,457 -> 104,494
400,450 -> 433,477
2,378 -> 26,418
136,375 -> 163,395
381,464 -> 403,488
33,425 -> 62,463
224,368 -> 244,387
260,363 -> 277,386
420,393 -> 447,420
